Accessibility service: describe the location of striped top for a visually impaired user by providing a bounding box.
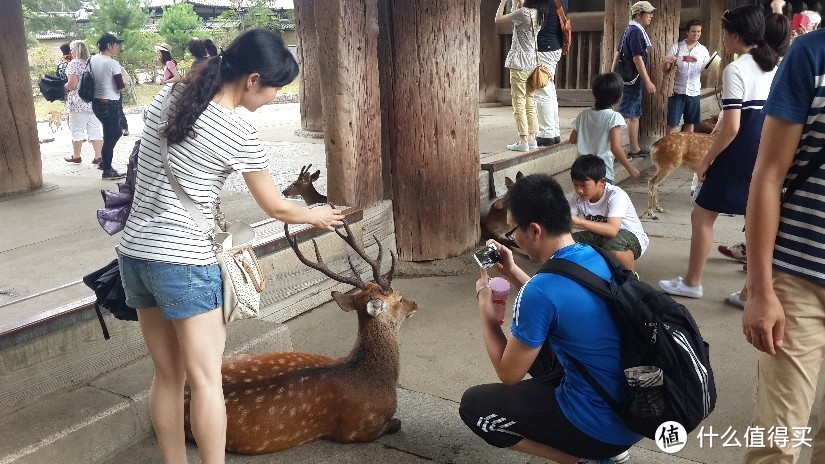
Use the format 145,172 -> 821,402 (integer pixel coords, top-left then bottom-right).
721,54 -> 775,113
764,30 -> 825,285
119,84 -> 268,265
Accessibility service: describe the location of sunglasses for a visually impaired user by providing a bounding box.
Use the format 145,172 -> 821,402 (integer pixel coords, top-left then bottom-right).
504,225 -> 519,241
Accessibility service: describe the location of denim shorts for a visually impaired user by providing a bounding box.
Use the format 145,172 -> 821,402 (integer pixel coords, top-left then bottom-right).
618,84 -> 643,119
667,93 -> 701,127
118,253 -> 223,320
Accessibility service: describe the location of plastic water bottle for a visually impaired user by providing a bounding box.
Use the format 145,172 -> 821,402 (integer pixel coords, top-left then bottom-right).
489,277 -> 510,325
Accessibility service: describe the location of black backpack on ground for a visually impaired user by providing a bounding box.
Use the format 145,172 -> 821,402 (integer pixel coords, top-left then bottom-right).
538,246 -> 716,440
39,74 -> 66,102
78,59 -> 95,103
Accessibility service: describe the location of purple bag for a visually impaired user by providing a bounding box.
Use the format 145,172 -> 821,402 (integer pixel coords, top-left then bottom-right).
97,140 -> 140,235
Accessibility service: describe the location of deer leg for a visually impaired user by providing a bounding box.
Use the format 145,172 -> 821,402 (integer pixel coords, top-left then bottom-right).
646,171 -> 662,220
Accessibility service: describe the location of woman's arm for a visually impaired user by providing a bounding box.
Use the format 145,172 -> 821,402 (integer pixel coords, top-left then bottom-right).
495,0 -> 514,24
698,108 -> 740,181
65,74 -> 79,91
243,170 -> 344,231
162,61 -> 183,84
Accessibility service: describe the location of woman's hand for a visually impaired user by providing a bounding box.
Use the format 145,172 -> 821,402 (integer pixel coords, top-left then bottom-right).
307,207 -> 345,231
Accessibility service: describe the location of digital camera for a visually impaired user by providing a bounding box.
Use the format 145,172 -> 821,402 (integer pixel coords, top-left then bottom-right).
473,244 -> 501,269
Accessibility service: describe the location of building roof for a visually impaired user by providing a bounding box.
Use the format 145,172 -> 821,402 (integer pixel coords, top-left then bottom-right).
148,0 -> 292,8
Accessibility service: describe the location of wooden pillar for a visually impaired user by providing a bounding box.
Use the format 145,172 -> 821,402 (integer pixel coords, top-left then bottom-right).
383,0 -> 481,261
601,0 -> 629,74
294,0 -> 324,132
639,1 -> 680,144
701,0 -> 737,90
313,0 -> 382,207
0,0 -> 42,195
377,0 -> 394,200
479,0 -> 501,103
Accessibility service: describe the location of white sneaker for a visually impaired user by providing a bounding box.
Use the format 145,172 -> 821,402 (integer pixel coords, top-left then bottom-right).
658,276 -> 703,298
728,291 -> 746,309
507,141 -> 530,152
527,139 -> 538,149
612,450 -> 630,463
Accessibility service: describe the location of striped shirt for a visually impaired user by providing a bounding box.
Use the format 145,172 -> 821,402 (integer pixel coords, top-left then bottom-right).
119,84 -> 268,265
721,54 -> 776,113
764,30 -> 825,285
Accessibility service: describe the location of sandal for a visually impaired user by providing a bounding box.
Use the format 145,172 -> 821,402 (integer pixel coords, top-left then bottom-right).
64,156 -> 81,163
92,158 -> 102,165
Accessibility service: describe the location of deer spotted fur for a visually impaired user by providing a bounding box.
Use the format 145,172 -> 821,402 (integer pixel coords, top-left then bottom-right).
645,132 -> 716,219
184,222 -> 416,455
282,164 -> 328,205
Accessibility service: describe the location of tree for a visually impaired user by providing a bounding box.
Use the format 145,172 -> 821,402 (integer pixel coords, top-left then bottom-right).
89,0 -> 153,73
22,0 -> 85,45
157,3 -> 204,57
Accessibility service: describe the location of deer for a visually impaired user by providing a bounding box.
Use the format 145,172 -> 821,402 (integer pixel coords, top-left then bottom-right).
183,220 -> 418,455
482,172 -> 523,249
645,131 -> 717,220
282,164 -> 328,205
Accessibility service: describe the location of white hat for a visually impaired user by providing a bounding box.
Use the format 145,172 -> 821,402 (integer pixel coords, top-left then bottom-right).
631,1 -> 656,15
154,43 -> 172,53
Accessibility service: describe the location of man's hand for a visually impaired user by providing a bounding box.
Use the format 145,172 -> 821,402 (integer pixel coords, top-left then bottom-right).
644,79 -> 656,94
742,290 -> 785,355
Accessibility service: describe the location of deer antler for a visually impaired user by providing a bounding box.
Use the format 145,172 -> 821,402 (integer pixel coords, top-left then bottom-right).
284,223 -> 365,289
333,221 -> 394,294
300,164 -> 312,180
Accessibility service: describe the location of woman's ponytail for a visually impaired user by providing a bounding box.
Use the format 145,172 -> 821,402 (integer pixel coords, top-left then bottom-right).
750,40 -> 778,72
164,56 -> 223,144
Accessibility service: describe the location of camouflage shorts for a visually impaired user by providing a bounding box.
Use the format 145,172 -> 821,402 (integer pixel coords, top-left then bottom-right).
572,229 -> 642,259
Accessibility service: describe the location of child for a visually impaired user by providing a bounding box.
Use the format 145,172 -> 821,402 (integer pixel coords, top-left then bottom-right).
569,154 -> 648,271
569,72 -> 640,183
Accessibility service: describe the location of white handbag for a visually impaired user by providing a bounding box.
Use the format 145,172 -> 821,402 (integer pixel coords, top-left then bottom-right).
157,87 -> 265,322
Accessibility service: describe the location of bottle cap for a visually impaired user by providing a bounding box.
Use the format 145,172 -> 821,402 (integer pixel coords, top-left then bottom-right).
488,277 -> 510,297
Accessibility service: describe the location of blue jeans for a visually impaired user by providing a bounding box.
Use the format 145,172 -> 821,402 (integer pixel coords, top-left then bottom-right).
666,93 -> 700,127
118,253 -> 223,320
92,99 -> 123,171
618,84 -> 643,119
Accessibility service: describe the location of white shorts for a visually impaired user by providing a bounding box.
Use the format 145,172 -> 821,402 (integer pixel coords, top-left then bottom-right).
68,112 -> 103,142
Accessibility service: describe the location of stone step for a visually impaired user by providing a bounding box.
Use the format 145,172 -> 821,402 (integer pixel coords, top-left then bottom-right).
0,318 -> 292,464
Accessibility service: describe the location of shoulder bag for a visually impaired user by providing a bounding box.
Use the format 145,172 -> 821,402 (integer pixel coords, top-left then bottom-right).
78,58 -> 95,103
529,14 -> 552,90
157,88 -> 265,322
553,0 -> 572,55
616,29 -> 640,86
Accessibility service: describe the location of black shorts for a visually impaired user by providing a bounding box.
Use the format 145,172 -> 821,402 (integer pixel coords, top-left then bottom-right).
458,342 -> 630,460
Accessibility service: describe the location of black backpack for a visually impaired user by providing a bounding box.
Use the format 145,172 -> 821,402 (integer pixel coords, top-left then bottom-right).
78,59 -> 95,103
39,74 -> 66,102
616,29 -> 640,86
538,246 -> 716,440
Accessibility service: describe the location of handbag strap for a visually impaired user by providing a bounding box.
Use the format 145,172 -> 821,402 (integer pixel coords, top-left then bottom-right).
530,11 -> 540,66
157,86 -> 216,240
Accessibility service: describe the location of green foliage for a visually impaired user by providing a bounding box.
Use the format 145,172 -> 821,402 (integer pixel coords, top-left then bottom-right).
89,0 -> 149,38
157,3 -> 205,57
119,31 -> 162,75
22,0 -> 84,45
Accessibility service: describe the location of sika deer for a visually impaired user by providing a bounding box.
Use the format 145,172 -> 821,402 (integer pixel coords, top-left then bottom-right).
482,172 -> 523,248
645,132 -> 716,220
183,221 -> 417,455
282,164 -> 328,205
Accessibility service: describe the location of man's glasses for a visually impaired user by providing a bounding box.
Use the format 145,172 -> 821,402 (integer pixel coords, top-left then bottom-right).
504,226 -> 519,241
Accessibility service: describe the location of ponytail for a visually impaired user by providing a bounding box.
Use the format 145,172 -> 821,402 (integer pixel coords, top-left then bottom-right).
750,40 -> 778,72
164,56 -> 223,144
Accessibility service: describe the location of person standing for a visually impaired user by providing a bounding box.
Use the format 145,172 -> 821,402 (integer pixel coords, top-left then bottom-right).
56,42 -> 71,81
662,19 -> 710,135
90,33 -> 126,180
156,43 -> 182,84
496,0 -> 546,152
63,40 -> 103,164
742,27 -> 825,464
611,1 -> 656,159
534,0 -> 568,147
119,29 -> 345,464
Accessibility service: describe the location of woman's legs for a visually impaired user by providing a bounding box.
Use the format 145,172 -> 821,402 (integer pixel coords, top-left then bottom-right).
138,307 -> 187,464
684,205 -> 719,287
510,69 -> 529,143
173,308 -> 227,464
525,81 -> 537,142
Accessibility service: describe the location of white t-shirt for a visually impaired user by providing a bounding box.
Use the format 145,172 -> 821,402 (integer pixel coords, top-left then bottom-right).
571,108 -> 626,181
568,184 -> 649,255
90,54 -> 122,100
119,84 -> 269,265
666,41 -> 710,96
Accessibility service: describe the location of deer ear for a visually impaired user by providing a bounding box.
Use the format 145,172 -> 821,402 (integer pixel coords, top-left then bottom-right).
366,299 -> 386,317
504,177 -> 514,189
332,291 -> 357,312
491,198 -> 505,209
311,170 -> 320,181
516,171 -> 524,181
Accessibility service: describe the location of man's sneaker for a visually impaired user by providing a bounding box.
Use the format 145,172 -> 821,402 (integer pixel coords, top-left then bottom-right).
658,276 -> 703,298
507,141 -> 530,152
527,139 -> 538,150
718,242 -> 747,263
102,169 -> 125,180
612,450 -> 630,463
728,291 -> 746,309
628,148 -> 650,159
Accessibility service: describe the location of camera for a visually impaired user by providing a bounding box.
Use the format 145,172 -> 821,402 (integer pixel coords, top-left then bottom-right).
473,244 -> 502,268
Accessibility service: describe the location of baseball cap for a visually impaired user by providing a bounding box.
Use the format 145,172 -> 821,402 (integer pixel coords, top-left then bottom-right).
97,33 -> 124,47
154,43 -> 173,53
631,1 -> 656,14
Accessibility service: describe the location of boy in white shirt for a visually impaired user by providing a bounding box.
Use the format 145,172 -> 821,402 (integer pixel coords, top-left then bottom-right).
569,154 -> 649,271
570,72 -> 639,183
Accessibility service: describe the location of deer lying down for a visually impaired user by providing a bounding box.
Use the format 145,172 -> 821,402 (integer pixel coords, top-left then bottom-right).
645,132 -> 716,220
482,172 -> 522,248
282,164 -> 328,205
183,221 -> 417,455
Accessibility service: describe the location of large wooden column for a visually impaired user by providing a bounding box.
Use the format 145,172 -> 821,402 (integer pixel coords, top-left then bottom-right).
701,0 -> 737,90
0,0 -> 42,195
640,1 -> 680,144
294,0 -> 324,132
383,0 -> 481,261
313,0 -> 382,207
601,0 -> 627,73
479,0 -> 501,103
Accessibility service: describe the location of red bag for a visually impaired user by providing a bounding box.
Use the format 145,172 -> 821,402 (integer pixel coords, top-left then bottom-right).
554,0 -> 571,55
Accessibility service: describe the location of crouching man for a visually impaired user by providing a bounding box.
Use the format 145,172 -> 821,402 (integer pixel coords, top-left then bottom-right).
459,173 -> 639,464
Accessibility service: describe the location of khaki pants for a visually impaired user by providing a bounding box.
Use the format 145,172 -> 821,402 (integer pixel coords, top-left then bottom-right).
746,271 -> 825,464
509,69 -> 537,137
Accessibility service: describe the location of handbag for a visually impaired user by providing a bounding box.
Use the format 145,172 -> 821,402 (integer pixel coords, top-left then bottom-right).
39,74 -> 66,102
83,257 -> 139,340
157,88 -> 265,322
616,29 -> 640,86
529,15 -> 552,90
78,58 -> 95,103
553,0 -> 571,55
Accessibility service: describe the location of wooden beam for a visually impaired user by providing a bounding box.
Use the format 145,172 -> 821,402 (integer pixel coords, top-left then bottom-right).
479,0 -> 501,103
294,0 -> 324,132
640,0 -> 681,144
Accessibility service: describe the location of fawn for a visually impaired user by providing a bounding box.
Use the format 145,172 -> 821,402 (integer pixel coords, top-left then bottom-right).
282,164 -> 328,205
482,172 -> 523,248
184,221 -> 417,454
645,132 -> 716,220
